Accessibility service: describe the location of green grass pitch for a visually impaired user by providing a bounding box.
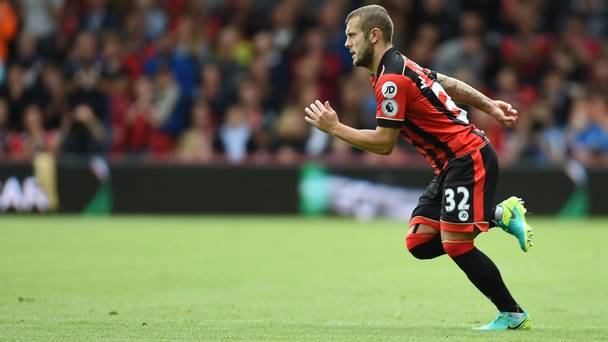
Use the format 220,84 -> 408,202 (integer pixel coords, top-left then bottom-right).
1,216 -> 607,341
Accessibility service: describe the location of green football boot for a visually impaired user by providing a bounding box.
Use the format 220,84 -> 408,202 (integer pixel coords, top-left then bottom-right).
473,311 -> 532,330
494,196 -> 534,252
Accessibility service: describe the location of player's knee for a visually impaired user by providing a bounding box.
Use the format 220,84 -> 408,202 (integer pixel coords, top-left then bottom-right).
442,240 -> 475,258
405,233 -> 437,259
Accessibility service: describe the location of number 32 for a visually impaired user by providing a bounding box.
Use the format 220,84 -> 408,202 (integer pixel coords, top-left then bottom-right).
444,187 -> 470,212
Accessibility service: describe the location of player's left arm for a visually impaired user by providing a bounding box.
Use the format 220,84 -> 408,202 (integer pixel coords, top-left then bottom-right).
304,100 -> 400,155
435,72 -> 519,128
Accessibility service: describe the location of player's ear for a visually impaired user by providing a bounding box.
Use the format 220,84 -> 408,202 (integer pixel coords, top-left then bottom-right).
369,28 -> 380,43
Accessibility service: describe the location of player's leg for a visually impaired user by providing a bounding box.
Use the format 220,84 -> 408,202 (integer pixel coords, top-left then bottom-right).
440,145 -> 530,330
406,222 -> 442,259
441,229 -> 531,330
480,144 -> 534,251
405,176 -> 444,260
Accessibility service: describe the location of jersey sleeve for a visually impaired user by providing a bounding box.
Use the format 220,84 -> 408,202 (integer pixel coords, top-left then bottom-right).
422,67 -> 438,81
374,74 -> 411,128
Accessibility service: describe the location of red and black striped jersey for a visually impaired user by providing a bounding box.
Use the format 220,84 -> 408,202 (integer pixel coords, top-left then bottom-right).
372,48 -> 488,174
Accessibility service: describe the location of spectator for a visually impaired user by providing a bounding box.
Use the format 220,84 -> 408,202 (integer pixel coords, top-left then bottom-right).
124,76 -> 154,154
195,63 -> 229,120
0,0 -> 18,67
569,91 -> 608,167
37,63 -> 70,129
0,0 -> 605,167
10,104 -> 58,159
124,70 -> 176,158
296,28 -> 342,103
176,100 -> 215,163
60,104 -> 106,155
64,31 -> 102,88
252,31 -> 288,109
121,10 -> 149,78
274,83 -> 317,163
99,33 -> 125,81
270,1 -> 298,52
14,32 -> 44,87
412,0 -> 457,41
143,32 -> 194,135
318,1 -> 352,73
433,11 -> 486,80
407,23 -> 440,67
500,2 -> 552,85
107,73 -> 132,155
558,14 -> 602,71
19,0 -> 63,41
80,0 -> 120,33
1,65 -> 32,130
213,25 -> 251,98
218,105 -> 252,164
151,63 -> 180,135
590,60 -> 608,95
485,66 -> 538,159
237,77 -> 275,155
135,0 -> 167,40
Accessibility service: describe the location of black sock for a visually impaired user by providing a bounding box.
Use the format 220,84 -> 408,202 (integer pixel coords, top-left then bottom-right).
409,235 -> 446,259
451,248 -> 522,313
489,205 -> 497,228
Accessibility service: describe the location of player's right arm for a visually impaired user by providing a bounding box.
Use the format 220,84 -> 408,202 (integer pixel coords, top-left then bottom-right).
304,73 -> 411,155
435,72 -> 519,128
304,100 -> 400,155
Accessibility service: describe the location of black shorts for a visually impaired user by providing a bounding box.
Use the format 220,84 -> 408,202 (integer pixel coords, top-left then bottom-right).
409,144 -> 498,233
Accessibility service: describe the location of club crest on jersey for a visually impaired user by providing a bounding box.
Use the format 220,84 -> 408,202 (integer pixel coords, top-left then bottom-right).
381,81 -> 397,99
381,99 -> 398,117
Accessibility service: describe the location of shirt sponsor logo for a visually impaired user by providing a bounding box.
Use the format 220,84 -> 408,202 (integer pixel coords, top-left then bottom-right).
381,81 -> 397,99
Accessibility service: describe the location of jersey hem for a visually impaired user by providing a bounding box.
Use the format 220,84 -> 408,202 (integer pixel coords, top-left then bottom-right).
440,220 -> 490,233
409,216 -> 441,230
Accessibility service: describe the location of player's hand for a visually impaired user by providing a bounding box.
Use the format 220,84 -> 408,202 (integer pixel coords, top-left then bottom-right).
490,100 -> 518,128
304,100 -> 339,134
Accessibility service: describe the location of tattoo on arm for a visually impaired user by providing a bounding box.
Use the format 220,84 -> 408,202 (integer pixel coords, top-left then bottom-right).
436,73 -> 495,113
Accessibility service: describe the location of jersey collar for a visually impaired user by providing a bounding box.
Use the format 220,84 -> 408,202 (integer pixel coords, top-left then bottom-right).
372,47 -> 396,87
375,47 -> 396,77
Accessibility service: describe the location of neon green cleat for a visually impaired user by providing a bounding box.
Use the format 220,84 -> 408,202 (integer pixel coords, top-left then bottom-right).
494,196 -> 534,252
473,311 -> 532,330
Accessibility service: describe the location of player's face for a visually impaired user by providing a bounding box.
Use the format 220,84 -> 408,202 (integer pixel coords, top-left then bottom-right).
345,17 -> 374,69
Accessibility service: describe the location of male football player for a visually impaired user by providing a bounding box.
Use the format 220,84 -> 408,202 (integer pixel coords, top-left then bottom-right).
304,5 -> 533,330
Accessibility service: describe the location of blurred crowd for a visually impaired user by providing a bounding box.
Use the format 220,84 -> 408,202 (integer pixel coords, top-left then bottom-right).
0,0 -> 607,167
